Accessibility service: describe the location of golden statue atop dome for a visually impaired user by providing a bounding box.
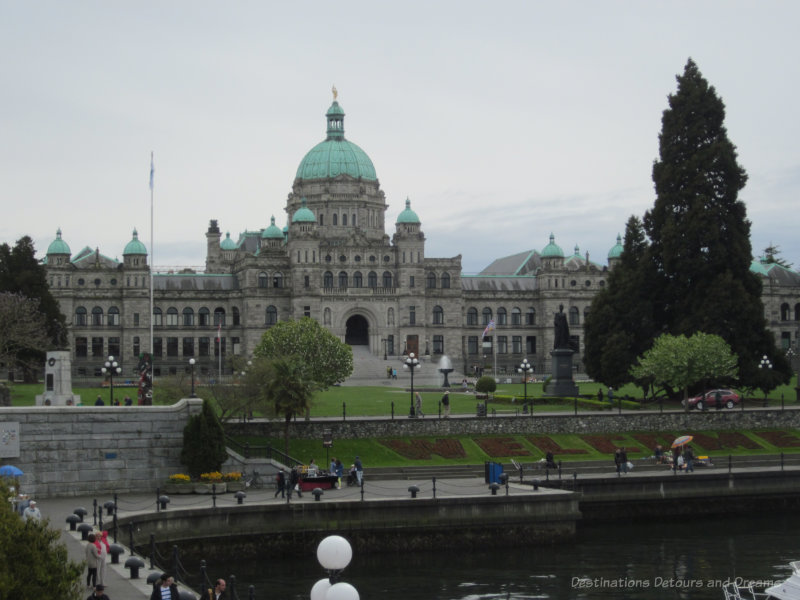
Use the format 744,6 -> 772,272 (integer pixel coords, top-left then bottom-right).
332,85 -> 338,101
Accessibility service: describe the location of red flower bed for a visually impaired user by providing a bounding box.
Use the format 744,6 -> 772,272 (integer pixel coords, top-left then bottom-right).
690,433 -> 722,450
717,431 -> 762,450
527,435 -> 588,455
474,437 -> 531,458
380,438 -> 466,460
756,430 -> 800,448
632,434 -> 672,451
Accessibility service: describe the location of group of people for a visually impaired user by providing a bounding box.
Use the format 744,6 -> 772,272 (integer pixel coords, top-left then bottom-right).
385,366 -> 398,379
653,443 -> 695,471
84,531 -> 111,592
273,456 -> 364,498
613,447 -> 630,474
148,573 -> 227,600
413,390 -> 452,418
94,395 -> 134,406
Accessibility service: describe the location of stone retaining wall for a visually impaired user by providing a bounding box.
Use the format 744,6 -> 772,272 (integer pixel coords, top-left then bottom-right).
0,399 -> 202,497
226,407 -> 800,440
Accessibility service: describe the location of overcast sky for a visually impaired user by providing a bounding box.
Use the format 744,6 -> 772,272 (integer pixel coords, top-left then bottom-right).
2,1 -> 798,274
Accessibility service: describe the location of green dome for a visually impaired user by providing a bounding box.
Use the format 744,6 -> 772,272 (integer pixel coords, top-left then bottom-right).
123,229 -> 147,255
47,228 -> 71,255
261,216 -> 284,239
608,234 -> 624,259
220,232 -> 237,250
295,101 -> 377,181
396,197 -> 420,224
541,233 -> 564,258
292,198 -> 316,223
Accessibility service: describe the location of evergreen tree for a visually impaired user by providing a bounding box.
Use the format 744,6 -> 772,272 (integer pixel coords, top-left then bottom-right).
643,58 -> 789,388
584,216 -> 656,389
180,399 -> 228,478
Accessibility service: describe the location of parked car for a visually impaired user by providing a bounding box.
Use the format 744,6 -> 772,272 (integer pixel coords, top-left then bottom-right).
684,389 -> 740,410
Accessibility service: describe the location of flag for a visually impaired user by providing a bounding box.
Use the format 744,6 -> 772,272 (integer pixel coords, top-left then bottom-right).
216,323 -> 222,342
149,152 -> 154,191
482,319 -> 496,339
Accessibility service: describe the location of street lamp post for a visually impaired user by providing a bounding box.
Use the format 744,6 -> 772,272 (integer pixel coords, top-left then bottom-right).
382,338 -> 387,361
189,358 -> 196,398
101,355 -> 122,405
517,358 -> 533,412
759,354 -> 772,407
310,535 -> 359,600
404,352 -> 420,418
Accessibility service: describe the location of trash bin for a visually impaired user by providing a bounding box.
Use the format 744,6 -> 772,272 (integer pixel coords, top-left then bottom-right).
476,403 -> 487,417
484,461 -> 503,484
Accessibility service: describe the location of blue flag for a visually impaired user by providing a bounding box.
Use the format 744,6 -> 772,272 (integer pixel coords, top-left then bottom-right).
149,152 -> 154,191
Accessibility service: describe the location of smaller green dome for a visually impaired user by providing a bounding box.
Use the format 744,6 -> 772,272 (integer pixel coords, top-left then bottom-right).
396,197 -> 420,224
123,229 -> 147,255
220,232 -> 237,250
608,234 -> 624,259
541,233 -> 564,258
292,198 -> 316,223
262,216 -> 284,239
47,228 -> 71,255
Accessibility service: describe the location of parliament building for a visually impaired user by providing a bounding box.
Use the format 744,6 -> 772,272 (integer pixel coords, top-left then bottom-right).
42,97 -> 800,381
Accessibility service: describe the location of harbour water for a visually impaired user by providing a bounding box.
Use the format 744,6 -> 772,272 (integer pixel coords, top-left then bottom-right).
205,513 -> 800,599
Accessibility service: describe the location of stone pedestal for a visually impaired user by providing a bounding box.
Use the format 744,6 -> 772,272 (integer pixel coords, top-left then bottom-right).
543,348 -> 579,397
35,351 -> 81,406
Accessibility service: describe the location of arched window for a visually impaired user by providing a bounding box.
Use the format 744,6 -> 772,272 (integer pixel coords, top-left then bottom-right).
198,307 -> 210,327
182,307 -> 194,326
339,271 -> 348,288
569,306 -> 580,326
213,307 -> 226,326
333,213 -> 338,226
781,303 -> 791,321
232,306 -> 240,326
441,272 -> 451,289
153,307 -> 162,326
467,307 -> 478,326
273,272 -> 283,288
75,306 -> 87,326
323,271 -> 334,287
526,307 -> 535,325
258,272 -> 268,288
382,271 -> 393,287
368,271 -> 378,288
353,271 -> 363,288
511,307 -> 522,325
166,307 -> 179,326
482,307 -> 493,326
426,272 -> 436,289
433,305 -> 444,325
342,214 -> 348,226
108,306 -> 120,326
496,307 -> 507,326
91,306 -> 104,326
265,305 -> 278,325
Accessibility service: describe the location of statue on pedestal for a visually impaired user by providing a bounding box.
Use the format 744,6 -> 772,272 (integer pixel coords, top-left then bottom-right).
554,304 -> 570,350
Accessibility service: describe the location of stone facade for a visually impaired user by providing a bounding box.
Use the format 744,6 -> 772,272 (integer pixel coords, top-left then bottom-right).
0,399 -> 201,497
41,99 -> 800,383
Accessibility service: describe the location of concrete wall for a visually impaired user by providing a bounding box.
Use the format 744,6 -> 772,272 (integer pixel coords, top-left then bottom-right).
0,399 -> 202,497
226,407 -> 800,440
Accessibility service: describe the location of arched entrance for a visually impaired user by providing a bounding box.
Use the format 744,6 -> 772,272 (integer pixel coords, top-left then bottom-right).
345,315 -> 369,345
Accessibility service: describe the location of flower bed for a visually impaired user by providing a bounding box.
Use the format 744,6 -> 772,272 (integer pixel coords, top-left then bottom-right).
379,438 -> 466,459
756,430 -> 800,448
527,435 -> 588,455
473,437 -> 530,458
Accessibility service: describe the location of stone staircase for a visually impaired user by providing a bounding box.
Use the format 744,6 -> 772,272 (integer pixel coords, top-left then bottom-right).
343,345 -> 465,388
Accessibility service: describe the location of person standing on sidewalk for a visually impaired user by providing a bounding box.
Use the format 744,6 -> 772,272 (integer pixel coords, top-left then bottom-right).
441,390 -> 450,418
354,456 -> 363,486
85,533 -> 100,589
684,446 -> 695,473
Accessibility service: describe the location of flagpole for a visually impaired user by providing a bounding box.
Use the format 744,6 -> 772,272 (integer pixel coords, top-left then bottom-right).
149,152 -> 155,400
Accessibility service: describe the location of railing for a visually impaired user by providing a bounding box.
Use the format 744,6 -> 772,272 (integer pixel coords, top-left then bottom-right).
224,436 -> 301,466
320,286 -> 397,296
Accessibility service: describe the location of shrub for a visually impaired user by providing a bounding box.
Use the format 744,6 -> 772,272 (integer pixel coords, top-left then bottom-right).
475,376 -> 497,394
180,399 -> 228,479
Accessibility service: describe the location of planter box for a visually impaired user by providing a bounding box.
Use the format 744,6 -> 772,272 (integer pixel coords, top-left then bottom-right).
226,481 -> 245,493
194,482 -> 226,494
163,482 -> 193,495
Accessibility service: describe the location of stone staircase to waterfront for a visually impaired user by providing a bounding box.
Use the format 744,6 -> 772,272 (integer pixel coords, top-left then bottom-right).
344,345 -> 464,389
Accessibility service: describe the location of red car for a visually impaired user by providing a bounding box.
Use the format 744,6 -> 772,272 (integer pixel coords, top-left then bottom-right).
684,389 -> 740,410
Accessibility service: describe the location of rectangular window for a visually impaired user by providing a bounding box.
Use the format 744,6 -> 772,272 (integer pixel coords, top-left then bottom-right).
183,311 -> 194,327
232,337 -> 240,355
183,338 -> 195,356
304,306 -> 311,318
569,335 -> 580,353
512,336 -> 522,354
108,337 -> 120,357
468,336 -> 479,355
166,312 -> 178,327
387,334 -> 394,355
133,336 -> 140,357
133,313 -> 140,326
304,275 -> 310,288
498,336 -> 508,354
199,337 -> 210,357
409,306 -> 416,326
433,335 -> 444,355
167,337 -> 178,357
153,311 -> 162,326
91,337 -> 104,357
526,336 -> 536,354
153,337 -> 163,357
409,276 -> 415,288
75,337 -> 88,358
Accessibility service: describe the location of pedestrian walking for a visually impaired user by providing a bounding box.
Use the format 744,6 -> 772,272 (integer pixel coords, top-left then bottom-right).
441,390 -> 450,417
274,470 -> 286,498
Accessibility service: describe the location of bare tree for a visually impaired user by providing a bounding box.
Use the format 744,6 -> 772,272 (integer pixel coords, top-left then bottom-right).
0,292 -> 50,374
